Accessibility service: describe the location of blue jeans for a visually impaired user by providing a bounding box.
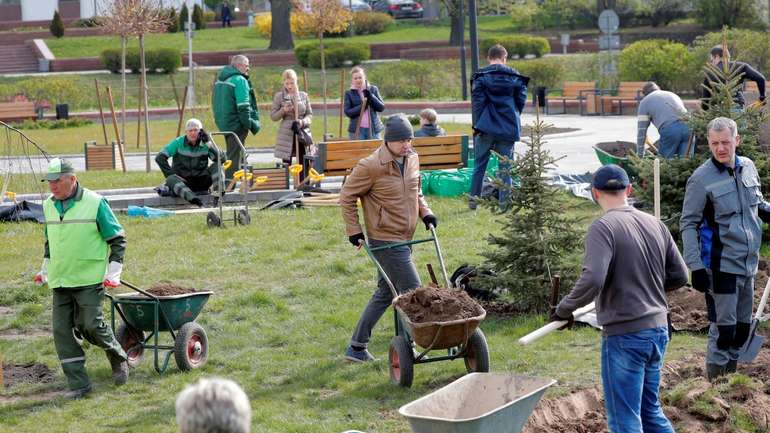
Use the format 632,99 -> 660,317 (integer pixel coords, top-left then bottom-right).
657,121 -> 691,158
601,327 -> 674,433
469,133 -> 514,204
349,128 -> 380,140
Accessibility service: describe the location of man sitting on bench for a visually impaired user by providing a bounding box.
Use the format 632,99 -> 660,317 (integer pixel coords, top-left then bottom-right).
155,118 -> 226,207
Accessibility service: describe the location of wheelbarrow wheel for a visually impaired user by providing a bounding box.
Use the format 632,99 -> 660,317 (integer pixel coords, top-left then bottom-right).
237,209 -> 251,225
389,336 -> 414,387
116,323 -> 145,368
464,328 -> 490,373
206,211 -> 221,228
174,322 -> 208,371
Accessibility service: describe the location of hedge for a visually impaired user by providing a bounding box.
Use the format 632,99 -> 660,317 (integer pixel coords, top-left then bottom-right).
101,48 -> 181,74
618,39 -> 696,93
511,57 -> 565,90
295,42 -> 370,69
481,35 -> 550,59
352,12 -> 393,35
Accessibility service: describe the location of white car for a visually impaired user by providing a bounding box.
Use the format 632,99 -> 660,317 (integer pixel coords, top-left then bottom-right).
340,0 -> 372,12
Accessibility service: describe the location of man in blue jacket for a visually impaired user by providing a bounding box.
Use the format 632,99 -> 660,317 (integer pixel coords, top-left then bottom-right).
469,44 -> 529,211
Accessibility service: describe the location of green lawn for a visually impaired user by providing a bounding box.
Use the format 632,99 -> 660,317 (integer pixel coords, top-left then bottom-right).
44,16 -> 514,59
0,194 -> 705,432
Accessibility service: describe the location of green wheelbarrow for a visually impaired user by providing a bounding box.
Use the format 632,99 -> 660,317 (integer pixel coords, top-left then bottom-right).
361,227 -> 490,388
108,281 -> 213,374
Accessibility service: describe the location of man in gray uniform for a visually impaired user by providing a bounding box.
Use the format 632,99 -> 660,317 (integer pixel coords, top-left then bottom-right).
681,117 -> 770,380
551,164 -> 688,433
636,82 -> 690,158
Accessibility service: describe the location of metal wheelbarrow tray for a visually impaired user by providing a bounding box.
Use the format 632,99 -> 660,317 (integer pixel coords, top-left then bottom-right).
399,373 -> 555,433
393,301 -> 486,350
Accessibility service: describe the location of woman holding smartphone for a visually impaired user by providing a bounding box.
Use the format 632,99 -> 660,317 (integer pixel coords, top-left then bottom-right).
344,66 -> 385,140
271,69 -> 313,166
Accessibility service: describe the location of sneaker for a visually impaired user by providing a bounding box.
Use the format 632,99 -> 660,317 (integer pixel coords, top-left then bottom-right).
64,384 -> 92,400
468,198 -> 477,211
107,352 -> 129,386
190,197 -> 204,208
344,346 -> 376,363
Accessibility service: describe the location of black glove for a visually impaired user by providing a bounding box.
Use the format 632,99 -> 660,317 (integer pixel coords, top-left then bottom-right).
548,310 -> 574,330
198,129 -> 210,143
362,88 -> 371,99
291,120 -> 301,134
348,233 -> 365,247
691,269 -> 710,293
422,214 -> 438,230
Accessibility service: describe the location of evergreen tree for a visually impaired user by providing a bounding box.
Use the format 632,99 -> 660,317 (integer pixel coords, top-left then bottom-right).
478,115 -> 583,312
167,8 -> 179,33
179,3 -> 189,31
50,10 -> 65,38
192,4 -> 206,30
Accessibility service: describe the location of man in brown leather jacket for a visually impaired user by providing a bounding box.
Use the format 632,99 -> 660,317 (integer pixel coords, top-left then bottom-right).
339,113 -> 437,362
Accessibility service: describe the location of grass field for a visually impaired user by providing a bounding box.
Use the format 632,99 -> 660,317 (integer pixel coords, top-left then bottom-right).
0,194 -> 706,432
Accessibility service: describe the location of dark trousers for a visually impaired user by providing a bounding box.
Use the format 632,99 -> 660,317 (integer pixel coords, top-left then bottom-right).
225,129 -> 249,183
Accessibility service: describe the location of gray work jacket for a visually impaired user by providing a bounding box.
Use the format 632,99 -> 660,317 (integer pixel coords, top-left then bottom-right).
680,156 -> 770,276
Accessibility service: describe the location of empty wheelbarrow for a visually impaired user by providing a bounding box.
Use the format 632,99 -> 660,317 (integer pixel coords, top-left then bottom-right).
108,281 -> 213,374
399,373 -> 555,433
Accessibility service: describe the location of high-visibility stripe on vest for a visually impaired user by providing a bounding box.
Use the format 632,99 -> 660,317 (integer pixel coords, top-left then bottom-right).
43,189 -> 108,288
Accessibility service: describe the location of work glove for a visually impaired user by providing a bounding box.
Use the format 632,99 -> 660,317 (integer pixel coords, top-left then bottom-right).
198,129 -> 210,144
291,120 -> 301,134
422,214 -> 438,230
348,233 -> 366,247
103,261 -> 123,289
33,258 -> 48,286
548,310 -> 574,330
362,89 -> 372,99
691,269 -> 710,293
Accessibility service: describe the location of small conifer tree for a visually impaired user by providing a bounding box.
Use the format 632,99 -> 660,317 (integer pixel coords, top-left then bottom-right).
192,4 -> 206,30
179,3 -> 189,30
167,8 -> 179,33
50,10 -> 65,38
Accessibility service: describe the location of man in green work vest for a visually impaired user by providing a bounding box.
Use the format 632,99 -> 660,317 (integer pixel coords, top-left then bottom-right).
34,158 -> 129,400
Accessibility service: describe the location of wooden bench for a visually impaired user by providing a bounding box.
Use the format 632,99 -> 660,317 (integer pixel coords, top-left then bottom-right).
315,135 -> 470,179
546,81 -> 597,115
0,101 -> 35,122
600,81 -> 646,115
84,141 -> 124,171
249,167 -> 290,191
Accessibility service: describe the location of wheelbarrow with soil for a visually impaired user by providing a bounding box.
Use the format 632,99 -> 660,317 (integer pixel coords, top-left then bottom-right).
593,140 -> 638,176
108,281 -> 213,374
362,227 -> 489,388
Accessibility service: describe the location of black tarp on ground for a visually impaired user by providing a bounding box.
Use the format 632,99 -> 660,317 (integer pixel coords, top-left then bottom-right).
0,201 -> 44,223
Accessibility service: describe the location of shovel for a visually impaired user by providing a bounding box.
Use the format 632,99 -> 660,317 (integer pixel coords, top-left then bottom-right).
737,275 -> 770,362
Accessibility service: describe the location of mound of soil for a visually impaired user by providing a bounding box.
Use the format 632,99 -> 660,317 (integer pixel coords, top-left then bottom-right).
523,349 -> 770,433
146,282 -> 198,297
395,285 -> 484,323
667,287 -> 709,332
3,363 -> 55,388
595,141 -> 635,158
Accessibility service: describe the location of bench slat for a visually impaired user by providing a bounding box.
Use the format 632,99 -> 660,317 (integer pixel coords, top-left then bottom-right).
414,143 -> 461,156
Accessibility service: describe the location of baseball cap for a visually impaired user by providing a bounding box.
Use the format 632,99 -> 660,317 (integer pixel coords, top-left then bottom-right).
592,164 -> 629,191
42,158 -> 75,182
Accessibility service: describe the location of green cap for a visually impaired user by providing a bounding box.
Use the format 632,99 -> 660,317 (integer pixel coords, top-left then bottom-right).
42,158 -> 75,182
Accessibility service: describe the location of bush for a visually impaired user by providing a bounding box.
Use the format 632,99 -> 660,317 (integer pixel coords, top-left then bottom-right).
481,35 -> 550,59
352,12 -> 393,35
694,0 -> 765,29
295,42 -> 370,69
50,10 -> 64,38
12,118 -> 93,130
368,60 -> 457,99
618,39 -> 695,93
510,0 -> 539,31
72,17 -> 103,28
192,4 -> 206,29
203,10 -> 216,22
511,57 -> 565,90
636,0 -> 688,27
101,48 -> 181,74
691,29 -> 770,79
166,8 -> 179,33
253,13 -> 316,39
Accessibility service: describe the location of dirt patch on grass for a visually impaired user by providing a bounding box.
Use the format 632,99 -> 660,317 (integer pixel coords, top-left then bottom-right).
0,327 -> 50,341
523,349 -> 770,433
595,141 -> 635,158
3,363 -> 55,388
395,285 -> 484,323
147,282 -> 198,297
668,287 -> 709,332
0,306 -> 13,316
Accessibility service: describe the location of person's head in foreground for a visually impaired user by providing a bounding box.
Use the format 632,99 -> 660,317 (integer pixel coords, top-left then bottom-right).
707,116 -> 740,167
591,164 -> 631,211
176,377 -> 251,433
384,113 -> 414,157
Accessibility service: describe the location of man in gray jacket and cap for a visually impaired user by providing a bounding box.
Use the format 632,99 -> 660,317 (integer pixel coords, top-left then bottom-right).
339,113 -> 437,363
681,117 -> 770,380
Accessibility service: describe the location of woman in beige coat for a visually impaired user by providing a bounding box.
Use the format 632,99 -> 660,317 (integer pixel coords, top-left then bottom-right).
270,69 -> 313,165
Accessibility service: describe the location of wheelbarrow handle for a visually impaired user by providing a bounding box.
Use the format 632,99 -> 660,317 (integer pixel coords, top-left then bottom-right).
120,280 -> 159,300
429,226 -> 451,289
360,240 -> 400,300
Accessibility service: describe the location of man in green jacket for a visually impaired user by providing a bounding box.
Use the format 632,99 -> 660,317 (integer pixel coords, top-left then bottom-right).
34,158 -> 128,399
155,118 -> 226,207
212,54 -> 260,183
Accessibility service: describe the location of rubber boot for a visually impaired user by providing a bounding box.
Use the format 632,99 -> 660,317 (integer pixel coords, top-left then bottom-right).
725,360 -> 737,374
706,363 -> 726,381
106,351 -> 128,386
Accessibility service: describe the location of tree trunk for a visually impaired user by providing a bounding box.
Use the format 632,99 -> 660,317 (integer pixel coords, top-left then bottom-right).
320,33 -> 327,138
139,34 -> 151,173
121,36 -> 126,151
448,0 -> 463,46
269,0 -> 294,50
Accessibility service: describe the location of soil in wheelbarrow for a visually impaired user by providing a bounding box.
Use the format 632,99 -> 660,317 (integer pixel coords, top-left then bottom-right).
596,141 -> 635,158
146,282 -> 198,297
3,362 -> 55,388
523,348 -> 770,433
395,284 -> 484,323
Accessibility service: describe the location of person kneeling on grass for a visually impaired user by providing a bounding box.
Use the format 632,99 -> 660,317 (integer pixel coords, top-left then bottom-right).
155,118 -> 227,207
414,108 -> 446,138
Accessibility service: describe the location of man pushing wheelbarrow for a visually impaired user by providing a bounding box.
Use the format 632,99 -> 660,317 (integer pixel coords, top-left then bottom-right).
339,113 -> 438,363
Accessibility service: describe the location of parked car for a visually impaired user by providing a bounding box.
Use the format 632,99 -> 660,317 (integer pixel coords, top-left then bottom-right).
341,0 -> 372,12
371,0 -> 423,19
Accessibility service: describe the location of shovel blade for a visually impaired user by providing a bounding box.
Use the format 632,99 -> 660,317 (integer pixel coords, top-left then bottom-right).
738,321 -> 765,363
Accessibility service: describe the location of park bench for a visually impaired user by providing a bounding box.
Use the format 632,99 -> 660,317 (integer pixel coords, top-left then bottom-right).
0,102 -> 35,122
599,81 -> 646,115
314,135 -> 470,180
545,81 -> 597,115
84,141 -> 124,171
249,166 -> 290,191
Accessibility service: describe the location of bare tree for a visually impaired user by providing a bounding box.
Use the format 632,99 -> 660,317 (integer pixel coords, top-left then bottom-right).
269,0 -> 294,50
100,0 -> 169,172
440,0 -> 464,47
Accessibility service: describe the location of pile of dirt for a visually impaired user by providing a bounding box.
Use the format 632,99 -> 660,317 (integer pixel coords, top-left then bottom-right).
3,363 -> 55,388
595,141 -> 635,158
146,282 -> 198,297
395,285 -> 484,323
523,349 -> 770,433
667,286 -> 709,332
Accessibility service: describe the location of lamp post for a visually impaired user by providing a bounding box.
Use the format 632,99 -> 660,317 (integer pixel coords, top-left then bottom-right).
186,0 -> 195,107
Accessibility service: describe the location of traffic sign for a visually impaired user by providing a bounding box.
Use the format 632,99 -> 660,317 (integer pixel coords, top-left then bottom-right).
598,9 -> 619,33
